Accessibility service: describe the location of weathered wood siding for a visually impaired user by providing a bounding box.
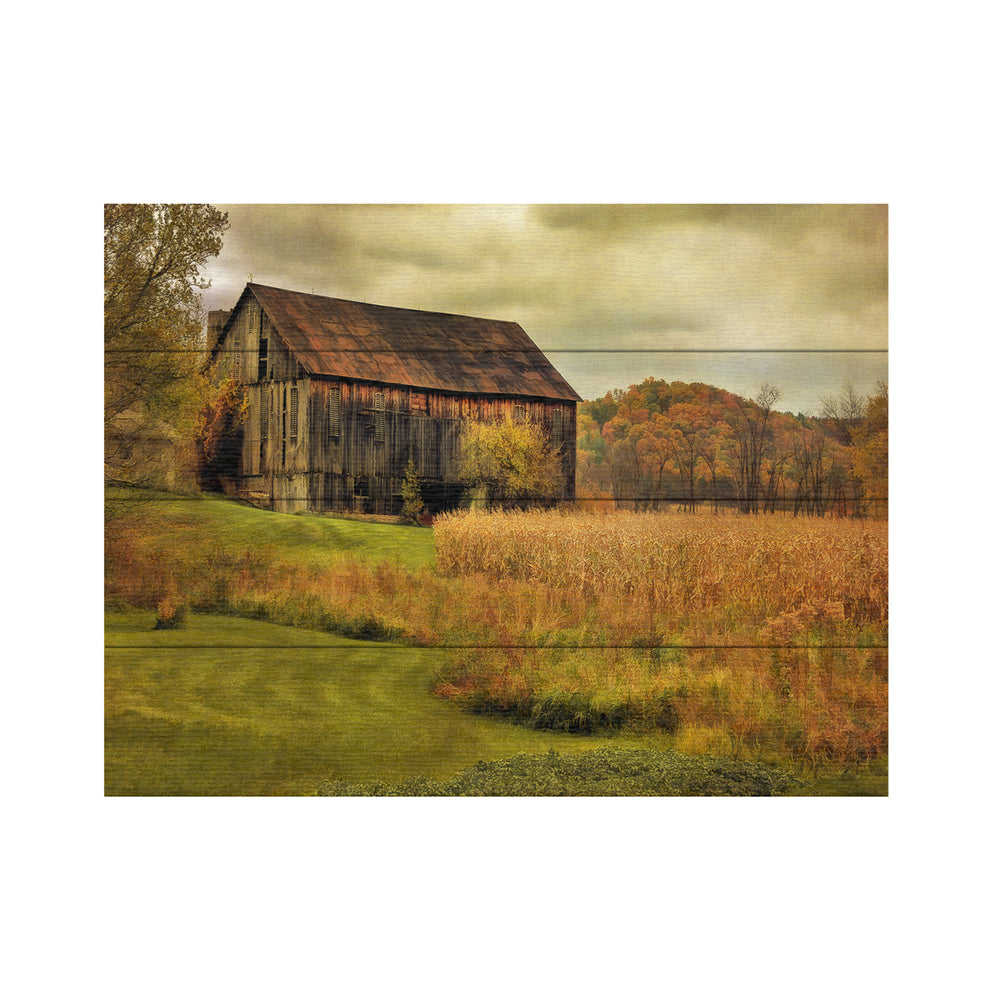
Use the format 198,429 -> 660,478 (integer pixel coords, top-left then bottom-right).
216,297 -> 576,514
215,298 -> 302,386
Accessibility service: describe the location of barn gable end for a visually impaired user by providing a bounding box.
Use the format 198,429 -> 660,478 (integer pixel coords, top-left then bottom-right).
209,283 -> 579,514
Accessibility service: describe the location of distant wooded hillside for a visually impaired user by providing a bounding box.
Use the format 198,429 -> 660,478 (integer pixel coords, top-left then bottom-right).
576,378 -> 887,517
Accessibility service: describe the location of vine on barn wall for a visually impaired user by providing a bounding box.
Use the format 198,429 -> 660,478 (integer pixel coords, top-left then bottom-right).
196,376 -> 250,491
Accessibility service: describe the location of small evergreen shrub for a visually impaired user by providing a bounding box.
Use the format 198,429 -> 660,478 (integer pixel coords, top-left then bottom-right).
399,460 -> 425,526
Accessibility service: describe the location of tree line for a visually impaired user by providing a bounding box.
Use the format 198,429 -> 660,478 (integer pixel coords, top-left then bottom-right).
576,378 -> 888,517
103,206 -> 888,521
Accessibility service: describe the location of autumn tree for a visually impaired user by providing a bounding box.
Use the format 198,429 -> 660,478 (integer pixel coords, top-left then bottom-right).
460,417 -> 564,509
194,374 -> 249,492
726,383 -> 780,513
761,425 -> 795,514
665,402 -> 711,513
695,419 -> 733,514
580,379 -> 749,511
576,378 -> 872,517
786,421 -> 855,517
636,413 -> 675,508
586,392 -> 619,432
105,204 -> 229,492
575,413 -> 608,503
820,383 -> 867,446
790,426 -> 830,516
820,383 -> 870,512
602,411 -> 646,510
852,382 -> 888,518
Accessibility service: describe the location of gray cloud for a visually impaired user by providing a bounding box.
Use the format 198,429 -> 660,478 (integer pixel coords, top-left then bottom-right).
200,204 -> 887,415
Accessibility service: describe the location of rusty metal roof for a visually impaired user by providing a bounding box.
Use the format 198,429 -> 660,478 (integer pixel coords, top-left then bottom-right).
219,283 -> 580,402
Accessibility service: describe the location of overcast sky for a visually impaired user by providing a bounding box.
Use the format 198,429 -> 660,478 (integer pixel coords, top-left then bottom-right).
201,204 -> 887,416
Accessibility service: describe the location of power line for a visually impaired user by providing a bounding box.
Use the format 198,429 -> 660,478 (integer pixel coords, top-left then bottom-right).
107,346 -> 888,355
109,494 -> 888,503
107,642 -> 887,651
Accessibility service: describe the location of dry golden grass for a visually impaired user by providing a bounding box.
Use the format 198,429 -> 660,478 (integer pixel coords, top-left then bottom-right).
106,505 -> 888,773
432,510 -> 888,770
434,509 -> 888,627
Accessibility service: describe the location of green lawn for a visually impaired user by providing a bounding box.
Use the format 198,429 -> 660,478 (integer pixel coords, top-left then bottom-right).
108,490 -> 437,572
105,610 -> 646,795
106,610 -> 885,796
105,494 -> 886,796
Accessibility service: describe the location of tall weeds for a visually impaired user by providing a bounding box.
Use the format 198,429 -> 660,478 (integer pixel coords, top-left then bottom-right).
431,510 -> 887,770
105,508 -> 888,772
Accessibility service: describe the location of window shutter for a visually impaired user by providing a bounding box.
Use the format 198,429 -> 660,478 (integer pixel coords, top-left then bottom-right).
258,334 -> 268,381
374,391 -> 385,443
329,384 -> 341,439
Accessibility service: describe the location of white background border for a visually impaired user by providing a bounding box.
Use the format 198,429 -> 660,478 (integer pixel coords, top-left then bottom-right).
9,3 -> 995,996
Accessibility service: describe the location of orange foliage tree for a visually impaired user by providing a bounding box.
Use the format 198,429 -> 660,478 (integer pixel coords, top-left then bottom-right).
577,378 -> 880,516
195,375 -> 249,492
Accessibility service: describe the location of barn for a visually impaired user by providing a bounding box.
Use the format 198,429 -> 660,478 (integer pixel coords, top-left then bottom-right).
207,283 -> 580,514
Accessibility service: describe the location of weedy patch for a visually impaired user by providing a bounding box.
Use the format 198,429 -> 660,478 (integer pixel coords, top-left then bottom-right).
154,594 -> 187,629
431,511 -> 887,770
315,746 -> 803,796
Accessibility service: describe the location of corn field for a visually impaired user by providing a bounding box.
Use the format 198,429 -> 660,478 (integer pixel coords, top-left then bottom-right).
432,509 -> 888,770
434,509 -> 888,627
